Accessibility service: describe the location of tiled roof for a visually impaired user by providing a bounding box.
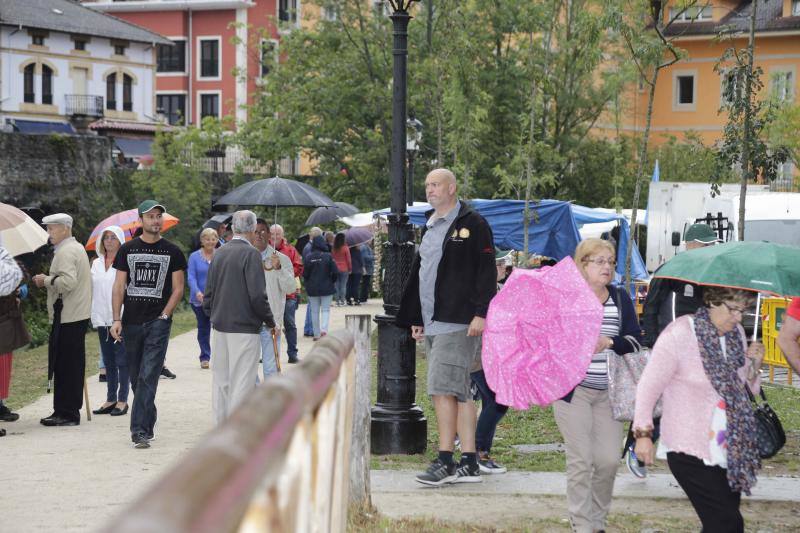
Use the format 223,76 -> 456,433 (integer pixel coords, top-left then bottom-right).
663,0 -> 800,37
0,0 -> 171,45
89,119 -> 175,133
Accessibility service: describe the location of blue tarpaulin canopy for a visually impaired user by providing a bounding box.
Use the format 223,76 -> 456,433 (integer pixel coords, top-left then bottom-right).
11,120 -> 75,135
376,199 -> 649,280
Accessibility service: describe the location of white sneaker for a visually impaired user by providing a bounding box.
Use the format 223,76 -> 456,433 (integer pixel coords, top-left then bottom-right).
626,446 -> 647,478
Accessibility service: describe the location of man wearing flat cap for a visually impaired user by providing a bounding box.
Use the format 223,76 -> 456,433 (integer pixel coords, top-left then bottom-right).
111,200 -> 185,449
32,213 -> 92,426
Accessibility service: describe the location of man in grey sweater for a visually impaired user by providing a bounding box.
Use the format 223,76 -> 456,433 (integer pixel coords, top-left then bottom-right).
203,210 -> 275,424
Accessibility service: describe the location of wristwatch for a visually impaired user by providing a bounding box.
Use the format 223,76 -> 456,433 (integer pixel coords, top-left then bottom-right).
158,314 -> 169,320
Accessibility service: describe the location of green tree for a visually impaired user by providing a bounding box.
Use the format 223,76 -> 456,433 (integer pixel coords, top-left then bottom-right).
132,120 -> 222,250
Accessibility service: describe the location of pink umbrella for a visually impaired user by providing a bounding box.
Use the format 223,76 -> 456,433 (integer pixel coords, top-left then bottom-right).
482,257 -> 603,409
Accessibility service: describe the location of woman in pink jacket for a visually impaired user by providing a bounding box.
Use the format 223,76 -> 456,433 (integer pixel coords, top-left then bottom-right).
633,287 -> 764,532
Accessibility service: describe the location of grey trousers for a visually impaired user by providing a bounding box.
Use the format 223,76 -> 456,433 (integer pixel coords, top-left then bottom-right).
553,386 -> 623,533
211,330 -> 260,425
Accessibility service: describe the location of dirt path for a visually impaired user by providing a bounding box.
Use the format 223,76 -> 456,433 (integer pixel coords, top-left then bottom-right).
0,300 -> 383,532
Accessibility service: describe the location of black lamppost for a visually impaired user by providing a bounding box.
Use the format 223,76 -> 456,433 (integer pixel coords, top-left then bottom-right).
371,0 -> 427,455
406,115 -> 423,206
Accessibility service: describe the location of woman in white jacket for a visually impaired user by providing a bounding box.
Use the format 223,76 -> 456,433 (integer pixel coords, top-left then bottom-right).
90,225 -> 129,416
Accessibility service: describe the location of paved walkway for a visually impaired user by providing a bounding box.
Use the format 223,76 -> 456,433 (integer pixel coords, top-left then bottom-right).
0,300 -> 383,533
4,298 -> 800,532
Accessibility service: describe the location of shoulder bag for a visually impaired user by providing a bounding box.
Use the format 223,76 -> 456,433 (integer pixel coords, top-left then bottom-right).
607,335 -> 662,422
746,385 -> 786,459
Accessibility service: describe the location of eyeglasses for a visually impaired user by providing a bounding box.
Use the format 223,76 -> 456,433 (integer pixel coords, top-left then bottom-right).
721,302 -> 746,316
584,258 -> 616,267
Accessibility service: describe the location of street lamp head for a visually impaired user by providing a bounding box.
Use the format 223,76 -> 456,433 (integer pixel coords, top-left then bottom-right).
387,0 -> 419,14
406,116 -> 423,152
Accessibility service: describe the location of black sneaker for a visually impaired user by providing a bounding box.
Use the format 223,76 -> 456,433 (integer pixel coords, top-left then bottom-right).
415,458 -> 457,486
287,356 -> 300,364
0,405 -> 19,422
160,367 -> 177,379
478,452 -> 507,474
450,461 -> 482,483
132,433 -> 150,449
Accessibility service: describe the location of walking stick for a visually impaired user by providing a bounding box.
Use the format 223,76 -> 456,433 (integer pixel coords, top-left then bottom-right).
272,328 -> 281,374
84,376 -> 91,421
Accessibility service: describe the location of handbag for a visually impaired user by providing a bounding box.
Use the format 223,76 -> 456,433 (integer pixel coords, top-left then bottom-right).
746,385 -> 786,459
607,335 -> 662,421
0,294 -> 31,353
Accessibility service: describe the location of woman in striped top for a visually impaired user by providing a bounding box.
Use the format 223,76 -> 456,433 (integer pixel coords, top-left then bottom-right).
553,238 -> 642,533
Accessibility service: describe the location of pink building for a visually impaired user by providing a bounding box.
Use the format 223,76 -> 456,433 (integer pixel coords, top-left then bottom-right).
85,0 -> 302,127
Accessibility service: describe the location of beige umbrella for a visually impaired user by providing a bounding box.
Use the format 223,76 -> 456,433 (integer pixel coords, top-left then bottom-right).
0,203 -> 49,256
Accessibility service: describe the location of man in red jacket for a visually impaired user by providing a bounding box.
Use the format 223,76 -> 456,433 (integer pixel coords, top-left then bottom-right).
778,298 -> 800,375
270,224 -> 303,363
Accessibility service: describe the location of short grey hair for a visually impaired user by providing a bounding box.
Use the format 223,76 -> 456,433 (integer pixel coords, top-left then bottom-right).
231,210 -> 257,234
309,226 -> 323,238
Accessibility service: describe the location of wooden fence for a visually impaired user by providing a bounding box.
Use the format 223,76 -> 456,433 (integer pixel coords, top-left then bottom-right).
103,324 -> 372,533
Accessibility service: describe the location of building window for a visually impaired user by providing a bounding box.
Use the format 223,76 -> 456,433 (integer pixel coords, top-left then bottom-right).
32,35 -> 45,46
42,65 -> 53,105
670,5 -> 712,22
772,70 -> 794,102
200,39 -> 219,78
324,5 -> 338,21
261,40 -> 277,77
157,40 -> 185,73
114,44 -> 126,56
106,73 -> 117,110
677,75 -> 695,105
122,74 -> 133,112
200,93 -> 219,120
156,94 -> 186,125
74,39 -> 87,51
721,70 -> 741,105
279,0 -> 298,23
23,64 -> 35,103
794,0 -> 800,16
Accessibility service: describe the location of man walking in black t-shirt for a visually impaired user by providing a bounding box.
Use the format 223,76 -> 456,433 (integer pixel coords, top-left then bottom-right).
110,200 -> 186,449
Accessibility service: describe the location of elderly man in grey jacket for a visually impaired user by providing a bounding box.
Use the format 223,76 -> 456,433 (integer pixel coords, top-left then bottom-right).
203,210 -> 275,424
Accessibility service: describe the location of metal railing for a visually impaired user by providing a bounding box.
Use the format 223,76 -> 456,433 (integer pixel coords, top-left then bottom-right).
103,329 -> 358,533
65,94 -> 104,117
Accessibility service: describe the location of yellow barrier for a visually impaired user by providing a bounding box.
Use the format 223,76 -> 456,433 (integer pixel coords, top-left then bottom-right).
761,297 -> 793,385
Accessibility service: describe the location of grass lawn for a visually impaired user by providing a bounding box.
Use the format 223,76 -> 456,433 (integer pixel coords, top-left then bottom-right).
5,305 -> 197,411
370,343 -> 800,474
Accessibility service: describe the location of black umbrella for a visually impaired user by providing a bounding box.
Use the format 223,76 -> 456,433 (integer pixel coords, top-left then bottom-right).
304,202 -> 359,227
214,177 -> 334,209
47,296 -> 63,393
203,213 -> 233,230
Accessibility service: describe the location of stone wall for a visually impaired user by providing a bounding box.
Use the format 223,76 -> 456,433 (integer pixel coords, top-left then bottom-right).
0,132 -> 133,240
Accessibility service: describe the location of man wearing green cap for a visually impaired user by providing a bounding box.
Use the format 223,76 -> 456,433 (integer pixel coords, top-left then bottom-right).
110,200 -> 186,449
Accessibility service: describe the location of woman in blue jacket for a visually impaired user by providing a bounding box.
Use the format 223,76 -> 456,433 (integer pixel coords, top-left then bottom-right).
303,235 -> 339,340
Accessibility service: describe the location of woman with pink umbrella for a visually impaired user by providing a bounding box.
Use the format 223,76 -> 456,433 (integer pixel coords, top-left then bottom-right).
554,238 -> 642,533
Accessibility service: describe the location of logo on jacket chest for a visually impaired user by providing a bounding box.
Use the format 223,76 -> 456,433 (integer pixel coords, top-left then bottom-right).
449,228 -> 470,242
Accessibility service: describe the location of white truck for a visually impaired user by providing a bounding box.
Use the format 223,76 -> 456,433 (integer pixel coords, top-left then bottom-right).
644,182 -> 800,272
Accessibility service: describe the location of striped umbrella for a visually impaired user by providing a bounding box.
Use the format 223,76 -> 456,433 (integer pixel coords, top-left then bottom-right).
85,208 -> 179,251
0,203 -> 49,257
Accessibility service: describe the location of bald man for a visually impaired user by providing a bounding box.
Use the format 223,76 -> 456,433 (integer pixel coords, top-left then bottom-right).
397,168 -> 497,486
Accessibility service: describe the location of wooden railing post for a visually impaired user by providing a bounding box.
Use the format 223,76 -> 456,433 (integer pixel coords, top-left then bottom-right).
345,314 -> 372,509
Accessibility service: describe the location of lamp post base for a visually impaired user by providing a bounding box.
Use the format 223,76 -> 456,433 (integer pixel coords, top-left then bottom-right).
370,313 -> 427,455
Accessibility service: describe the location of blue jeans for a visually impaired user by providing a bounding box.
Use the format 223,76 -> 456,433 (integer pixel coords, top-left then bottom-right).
335,272 -> 349,303
260,326 -> 280,378
98,327 -> 129,403
284,297 -> 298,359
471,369 -> 509,453
124,318 -> 172,439
308,295 -> 332,338
304,302 -> 314,336
191,304 -> 211,361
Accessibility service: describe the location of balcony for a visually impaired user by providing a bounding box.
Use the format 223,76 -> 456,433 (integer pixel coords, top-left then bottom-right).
65,95 -> 104,117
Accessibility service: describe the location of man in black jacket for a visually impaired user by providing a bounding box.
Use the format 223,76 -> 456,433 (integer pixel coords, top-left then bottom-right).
641,223 -> 718,348
397,168 -> 496,486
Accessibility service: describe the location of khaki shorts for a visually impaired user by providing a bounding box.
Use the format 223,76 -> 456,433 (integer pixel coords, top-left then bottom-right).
425,330 -> 482,402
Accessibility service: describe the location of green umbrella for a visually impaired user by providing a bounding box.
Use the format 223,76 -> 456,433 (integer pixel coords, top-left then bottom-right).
653,241 -> 800,297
